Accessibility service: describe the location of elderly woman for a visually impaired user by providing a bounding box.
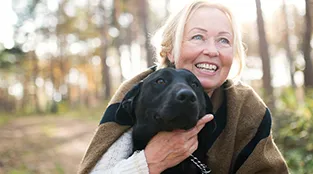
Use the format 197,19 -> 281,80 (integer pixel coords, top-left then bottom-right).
78,1 -> 289,174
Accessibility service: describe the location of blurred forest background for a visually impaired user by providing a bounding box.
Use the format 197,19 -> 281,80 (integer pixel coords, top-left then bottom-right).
0,0 -> 313,173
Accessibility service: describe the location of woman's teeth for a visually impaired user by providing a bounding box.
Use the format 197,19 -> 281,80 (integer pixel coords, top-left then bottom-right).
196,63 -> 217,72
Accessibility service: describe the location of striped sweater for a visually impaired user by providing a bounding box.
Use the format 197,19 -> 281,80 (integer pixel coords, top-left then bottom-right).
78,66 -> 289,174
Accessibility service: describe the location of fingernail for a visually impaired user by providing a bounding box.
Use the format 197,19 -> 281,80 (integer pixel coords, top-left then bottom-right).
204,114 -> 213,119
204,115 -> 214,122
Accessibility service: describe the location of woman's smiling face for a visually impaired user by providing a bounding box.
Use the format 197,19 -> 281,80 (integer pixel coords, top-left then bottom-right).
169,7 -> 234,96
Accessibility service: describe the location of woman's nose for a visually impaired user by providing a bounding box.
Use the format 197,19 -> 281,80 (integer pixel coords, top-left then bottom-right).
202,39 -> 219,57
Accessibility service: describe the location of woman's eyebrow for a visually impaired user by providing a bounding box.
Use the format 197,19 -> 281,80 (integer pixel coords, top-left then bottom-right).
188,27 -> 232,36
188,27 -> 207,34
218,31 -> 232,37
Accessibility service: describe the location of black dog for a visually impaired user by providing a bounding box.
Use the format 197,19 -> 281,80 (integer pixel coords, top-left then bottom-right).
117,68 -> 215,174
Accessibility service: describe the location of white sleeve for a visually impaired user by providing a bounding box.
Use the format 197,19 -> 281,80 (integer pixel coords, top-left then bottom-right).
90,129 -> 149,174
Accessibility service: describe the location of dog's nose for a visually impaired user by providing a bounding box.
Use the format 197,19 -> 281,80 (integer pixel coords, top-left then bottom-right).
176,89 -> 196,103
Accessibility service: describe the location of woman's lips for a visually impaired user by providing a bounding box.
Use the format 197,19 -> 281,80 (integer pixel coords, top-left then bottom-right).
195,63 -> 219,73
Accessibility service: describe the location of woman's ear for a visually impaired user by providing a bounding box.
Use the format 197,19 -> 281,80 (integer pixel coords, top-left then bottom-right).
166,52 -> 176,68
167,52 -> 174,63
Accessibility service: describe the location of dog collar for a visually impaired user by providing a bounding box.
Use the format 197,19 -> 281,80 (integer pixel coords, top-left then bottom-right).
189,154 -> 212,174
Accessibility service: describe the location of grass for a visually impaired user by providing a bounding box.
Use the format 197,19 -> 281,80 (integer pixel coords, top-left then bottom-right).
0,100 -> 109,127
8,168 -> 32,174
0,101 -> 103,174
0,114 -> 12,126
0,101 -> 108,174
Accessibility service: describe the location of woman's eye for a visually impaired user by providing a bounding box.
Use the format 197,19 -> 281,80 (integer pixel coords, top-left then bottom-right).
219,38 -> 230,45
191,35 -> 204,40
191,82 -> 199,88
156,78 -> 166,84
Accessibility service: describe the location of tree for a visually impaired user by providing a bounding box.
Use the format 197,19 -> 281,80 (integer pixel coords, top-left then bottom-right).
99,4 -> 111,100
111,0 -> 124,83
282,0 -> 296,88
255,0 -> 275,109
303,0 -> 313,89
30,50 -> 42,113
139,0 -> 154,67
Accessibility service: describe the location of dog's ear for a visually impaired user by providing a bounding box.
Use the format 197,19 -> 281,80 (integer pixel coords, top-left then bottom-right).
121,83 -> 141,115
115,81 -> 142,125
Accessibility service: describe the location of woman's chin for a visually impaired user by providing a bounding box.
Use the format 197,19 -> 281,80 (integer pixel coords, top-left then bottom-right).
199,80 -> 217,92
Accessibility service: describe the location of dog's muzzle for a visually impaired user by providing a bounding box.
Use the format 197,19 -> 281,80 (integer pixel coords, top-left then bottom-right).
176,89 -> 197,103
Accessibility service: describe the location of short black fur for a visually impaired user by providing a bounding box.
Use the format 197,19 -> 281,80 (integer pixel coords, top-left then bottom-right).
116,67 -> 215,174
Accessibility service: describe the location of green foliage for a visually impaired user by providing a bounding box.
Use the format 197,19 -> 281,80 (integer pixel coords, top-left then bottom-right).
6,162 -> 66,174
0,99 -> 109,128
8,168 -> 32,174
0,114 -> 12,126
7,163 -> 33,174
273,87 -> 313,173
58,100 -> 109,121
54,162 -> 65,174
0,47 -> 24,69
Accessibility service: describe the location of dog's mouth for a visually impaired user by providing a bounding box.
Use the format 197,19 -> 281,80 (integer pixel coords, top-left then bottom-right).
161,120 -> 197,131
195,63 -> 218,72
152,112 -> 199,131
153,113 -> 162,121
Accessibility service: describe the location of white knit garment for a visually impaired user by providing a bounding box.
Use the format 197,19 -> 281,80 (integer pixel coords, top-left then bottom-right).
90,129 -> 149,174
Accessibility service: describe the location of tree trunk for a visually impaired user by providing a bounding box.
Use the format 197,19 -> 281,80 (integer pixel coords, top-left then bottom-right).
139,0 -> 154,67
100,29 -> 111,100
282,0 -> 296,88
99,3 -> 111,100
50,57 -> 58,113
31,51 -> 42,113
255,0 -> 275,109
57,3 -> 71,105
303,0 -> 313,89
112,0 -> 124,83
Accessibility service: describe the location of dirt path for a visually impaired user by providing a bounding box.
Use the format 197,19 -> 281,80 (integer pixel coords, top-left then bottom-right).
0,116 -> 98,174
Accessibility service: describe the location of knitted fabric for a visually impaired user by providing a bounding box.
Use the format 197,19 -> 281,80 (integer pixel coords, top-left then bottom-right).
77,67 -> 289,174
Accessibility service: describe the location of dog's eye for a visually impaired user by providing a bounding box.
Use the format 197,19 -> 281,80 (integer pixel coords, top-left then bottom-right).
156,78 -> 166,85
191,82 -> 199,88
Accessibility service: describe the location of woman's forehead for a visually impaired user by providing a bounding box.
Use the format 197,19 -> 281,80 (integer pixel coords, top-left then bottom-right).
185,7 -> 233,34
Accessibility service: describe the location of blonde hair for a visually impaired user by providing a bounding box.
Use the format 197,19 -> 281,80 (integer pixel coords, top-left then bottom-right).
152,0 -> 246,80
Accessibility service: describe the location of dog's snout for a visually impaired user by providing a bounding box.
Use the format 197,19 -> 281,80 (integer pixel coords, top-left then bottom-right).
176,89 -> 196,103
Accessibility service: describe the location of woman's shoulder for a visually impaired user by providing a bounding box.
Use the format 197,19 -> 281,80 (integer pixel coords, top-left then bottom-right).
223,80 -> 271,138
224,79 -> 267,108
223,79 -> 268,122
224,79 -> 258,93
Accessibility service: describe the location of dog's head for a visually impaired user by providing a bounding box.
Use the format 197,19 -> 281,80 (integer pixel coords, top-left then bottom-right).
117,68 -> 213,132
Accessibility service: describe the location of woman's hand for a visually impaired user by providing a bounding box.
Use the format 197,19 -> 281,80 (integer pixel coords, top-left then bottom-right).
144,114 -> 214,174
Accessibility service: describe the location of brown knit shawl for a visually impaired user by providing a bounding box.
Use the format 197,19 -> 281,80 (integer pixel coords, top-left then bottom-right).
77,67 -> 288,174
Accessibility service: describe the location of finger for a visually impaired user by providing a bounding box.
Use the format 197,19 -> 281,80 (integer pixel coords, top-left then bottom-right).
195,114 -> 214,132
181,136 -> 198,158
185,114 -> 214,137
189,138 -> 199,154
171,135 -> 198,159
185,135 -> 198,152
197,114 -> 214,126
